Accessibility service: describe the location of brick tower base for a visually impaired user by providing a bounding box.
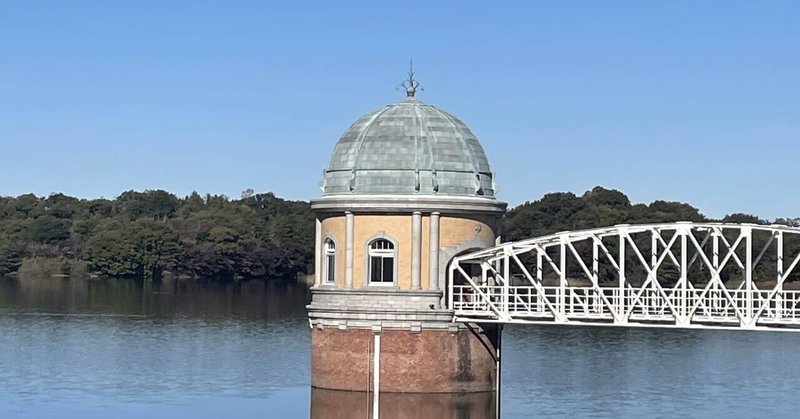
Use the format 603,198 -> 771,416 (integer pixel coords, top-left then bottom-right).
311,325 -> 499,393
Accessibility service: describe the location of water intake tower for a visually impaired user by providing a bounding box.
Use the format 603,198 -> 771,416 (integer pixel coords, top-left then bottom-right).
307,70 -> 507,395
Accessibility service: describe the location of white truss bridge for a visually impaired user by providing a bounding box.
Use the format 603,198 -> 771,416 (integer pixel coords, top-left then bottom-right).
449,222 -> 800,331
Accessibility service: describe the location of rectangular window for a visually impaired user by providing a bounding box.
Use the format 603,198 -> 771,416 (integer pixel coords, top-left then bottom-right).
325,254 -> 335,283
370,256 -> 393,284
370,256 -> 383,282
323,239 -> 336,284
382,258 -> 393,283
368,239 -> 395,285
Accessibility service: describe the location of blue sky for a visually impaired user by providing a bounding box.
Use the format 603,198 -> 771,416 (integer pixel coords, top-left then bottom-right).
1,1 -> 798,219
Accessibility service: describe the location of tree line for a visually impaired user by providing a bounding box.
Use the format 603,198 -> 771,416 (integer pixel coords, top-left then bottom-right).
503,186 -> 800,285
503,186 -> 797,240
0,190 -> 313,281
0,186 -> 797,283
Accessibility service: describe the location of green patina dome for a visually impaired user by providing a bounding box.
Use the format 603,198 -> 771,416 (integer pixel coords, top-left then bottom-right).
322,96 -> 498,198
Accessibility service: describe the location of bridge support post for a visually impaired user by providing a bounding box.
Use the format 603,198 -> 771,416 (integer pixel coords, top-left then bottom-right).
679,228 -> 689,326
777,231 -> 784,320
503,248 -> 510,318
559,238 -> 566,323
618,232 -> 627,324
744,227 -> 753,327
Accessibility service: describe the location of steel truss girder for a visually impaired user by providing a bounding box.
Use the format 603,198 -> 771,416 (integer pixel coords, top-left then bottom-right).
448,222 -> 800,331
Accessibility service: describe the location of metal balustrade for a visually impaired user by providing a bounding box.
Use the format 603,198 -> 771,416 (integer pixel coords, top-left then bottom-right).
449,223 -> 800,331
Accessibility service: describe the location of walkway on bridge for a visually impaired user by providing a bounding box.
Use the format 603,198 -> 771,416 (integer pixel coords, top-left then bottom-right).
449,222 -> 800,331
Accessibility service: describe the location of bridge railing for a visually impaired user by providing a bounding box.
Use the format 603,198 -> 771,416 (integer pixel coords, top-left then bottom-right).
449,223 -> 800,330
452,285 -> 800,323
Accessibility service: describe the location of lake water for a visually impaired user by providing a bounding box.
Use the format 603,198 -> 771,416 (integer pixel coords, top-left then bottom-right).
1,276 -> 799,418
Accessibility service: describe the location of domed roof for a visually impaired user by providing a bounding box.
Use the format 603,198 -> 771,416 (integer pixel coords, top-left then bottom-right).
321,95 -> 498,198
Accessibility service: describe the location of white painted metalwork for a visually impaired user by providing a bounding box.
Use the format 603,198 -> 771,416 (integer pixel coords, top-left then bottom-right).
449,223 -> 800,331
373,333 -> 380,419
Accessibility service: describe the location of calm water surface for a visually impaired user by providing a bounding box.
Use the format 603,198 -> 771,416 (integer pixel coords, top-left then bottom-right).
1,276 -> 799,418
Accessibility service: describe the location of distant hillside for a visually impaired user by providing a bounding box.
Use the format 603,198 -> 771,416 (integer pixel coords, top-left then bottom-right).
0,186 -> 796,281
503,186 -> 799,241
0,191 -> 313,281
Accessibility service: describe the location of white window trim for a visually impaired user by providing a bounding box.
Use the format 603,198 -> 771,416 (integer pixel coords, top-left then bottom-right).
365,234 -> 398,287
322,237 -> 337,286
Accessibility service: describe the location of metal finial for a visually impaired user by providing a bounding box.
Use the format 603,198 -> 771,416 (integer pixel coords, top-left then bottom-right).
401,59 -> 422,97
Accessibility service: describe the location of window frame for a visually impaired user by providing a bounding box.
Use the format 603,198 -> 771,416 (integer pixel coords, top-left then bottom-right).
322,237 -> 337,285
366,236 -> 398,287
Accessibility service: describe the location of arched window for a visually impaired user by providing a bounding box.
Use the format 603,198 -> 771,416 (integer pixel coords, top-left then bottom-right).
323,239 -> 336,284
368,239 -> 395,285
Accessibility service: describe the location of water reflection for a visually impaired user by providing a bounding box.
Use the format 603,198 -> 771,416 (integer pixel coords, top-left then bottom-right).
0,275 -> 309,319
311,389 -> 494,419
0,276 -> 312,419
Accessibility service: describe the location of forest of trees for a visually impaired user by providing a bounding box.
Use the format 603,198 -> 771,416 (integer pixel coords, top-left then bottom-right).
503,187 -> 800,286
503,186 -> 800,242
0,190 -> 313,281
0,186 -> 797,282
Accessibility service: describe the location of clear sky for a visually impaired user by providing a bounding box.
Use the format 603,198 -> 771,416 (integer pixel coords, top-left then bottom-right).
1,1 -> 798,220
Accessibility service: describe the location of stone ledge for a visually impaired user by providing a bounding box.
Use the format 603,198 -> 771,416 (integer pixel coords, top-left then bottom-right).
309,318 -> 467,332
311,194 -> 507,215
310,287 -> 443,298
308,306 -> 454,321
309,288 -> 445,311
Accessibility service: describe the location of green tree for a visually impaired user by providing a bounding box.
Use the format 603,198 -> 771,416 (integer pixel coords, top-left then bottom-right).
44,193 -> 80,219
84,223 -> 134,278
130,221 -> 181,281
0,239 -> 22,276
721,213 -> 764,224
118,190 -> 180,221
84,220 -> 180,281
24,216 -> 71,244
14,193 -> 41,217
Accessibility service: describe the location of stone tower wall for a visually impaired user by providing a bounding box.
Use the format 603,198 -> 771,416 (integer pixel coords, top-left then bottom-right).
319,212 -> 498,290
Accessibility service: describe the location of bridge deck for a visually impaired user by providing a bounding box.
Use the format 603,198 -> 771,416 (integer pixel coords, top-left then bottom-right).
449,223 -> 800,331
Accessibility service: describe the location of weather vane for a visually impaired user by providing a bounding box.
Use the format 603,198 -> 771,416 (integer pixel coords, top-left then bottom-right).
400,59 -> 423,97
